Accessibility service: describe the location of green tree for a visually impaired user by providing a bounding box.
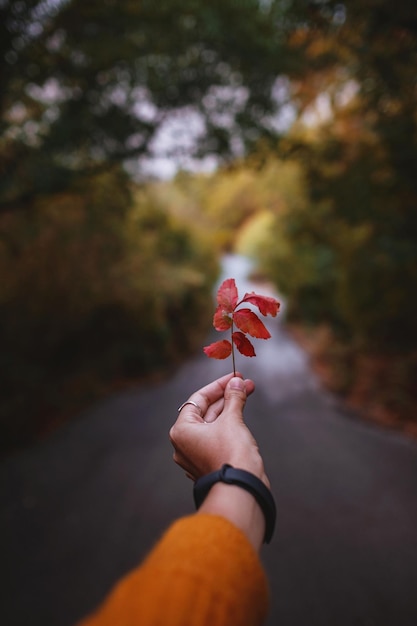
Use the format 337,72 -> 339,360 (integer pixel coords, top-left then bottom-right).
0,0 -> 305,211
0,171 -> 218,453
277,0 -> 417,350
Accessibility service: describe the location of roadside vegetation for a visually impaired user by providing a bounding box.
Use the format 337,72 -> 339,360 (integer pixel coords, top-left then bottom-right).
1,0 -> 415,452
144,144 -> 417,442
0,170 -> 219,453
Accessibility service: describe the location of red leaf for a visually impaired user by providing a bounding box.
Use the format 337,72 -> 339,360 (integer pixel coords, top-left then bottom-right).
233,308 -> 271,339
216,278 -> 238,313
232,331 -> 256,357
213,305 -> 232,331
241,292 -> 280,317
203,340 -> 232,359
204,276 -> 279,368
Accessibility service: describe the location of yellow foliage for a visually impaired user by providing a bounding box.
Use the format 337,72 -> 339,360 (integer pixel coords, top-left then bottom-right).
0,170 -> 218,452
235,211 -> 277,259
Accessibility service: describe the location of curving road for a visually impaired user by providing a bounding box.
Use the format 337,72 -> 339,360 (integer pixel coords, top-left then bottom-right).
1,255 -> 417,626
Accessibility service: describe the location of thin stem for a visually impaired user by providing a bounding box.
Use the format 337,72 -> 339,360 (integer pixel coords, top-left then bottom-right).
231,319 -> 236,376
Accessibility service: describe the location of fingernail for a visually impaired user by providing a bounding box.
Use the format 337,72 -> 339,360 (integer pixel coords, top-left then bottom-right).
230,377 -> 245,390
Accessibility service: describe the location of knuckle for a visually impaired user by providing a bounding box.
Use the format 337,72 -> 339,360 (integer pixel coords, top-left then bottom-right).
169,424 -> 177,443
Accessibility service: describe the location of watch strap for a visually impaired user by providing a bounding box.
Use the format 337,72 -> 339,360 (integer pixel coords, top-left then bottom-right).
193,464 -> 276,543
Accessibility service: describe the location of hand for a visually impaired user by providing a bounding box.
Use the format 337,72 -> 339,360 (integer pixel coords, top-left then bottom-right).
169,373 -> 269,488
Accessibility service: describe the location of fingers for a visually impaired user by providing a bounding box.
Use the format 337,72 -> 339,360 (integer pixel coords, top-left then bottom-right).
191,372 -> 235,416
176,373 -> 255,424
171,374 -> 258,481
177,372 -> 236,422
221,377 -> 249,420
203,377 -> 255,423
243,378 -> 255,397
203,396 -> 224,423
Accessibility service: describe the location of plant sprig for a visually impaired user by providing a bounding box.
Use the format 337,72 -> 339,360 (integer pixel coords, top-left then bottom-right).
204,278 -> 280,375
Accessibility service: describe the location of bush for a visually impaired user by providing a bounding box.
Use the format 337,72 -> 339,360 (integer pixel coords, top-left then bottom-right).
0,170 -> 218,454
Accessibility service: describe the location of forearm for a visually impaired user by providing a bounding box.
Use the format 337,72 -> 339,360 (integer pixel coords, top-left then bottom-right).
78,514 -> 269,626
198,482 -> 266,551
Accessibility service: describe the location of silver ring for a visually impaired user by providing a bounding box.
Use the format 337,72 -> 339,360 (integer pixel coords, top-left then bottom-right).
178,400 -> 202,416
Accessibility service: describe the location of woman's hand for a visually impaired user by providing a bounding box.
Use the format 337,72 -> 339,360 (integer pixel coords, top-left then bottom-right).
170,373 -> 270,550
170,373 -> 268,487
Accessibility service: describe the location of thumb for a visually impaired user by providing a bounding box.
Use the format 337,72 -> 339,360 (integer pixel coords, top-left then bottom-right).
222,377 -> 248,419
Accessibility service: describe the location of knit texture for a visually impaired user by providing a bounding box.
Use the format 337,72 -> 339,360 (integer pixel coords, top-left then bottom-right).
78,514 -> 269,626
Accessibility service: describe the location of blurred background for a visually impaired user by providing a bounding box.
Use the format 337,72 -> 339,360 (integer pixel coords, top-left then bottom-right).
1,2 -> 417,626
1,0 -> 416,455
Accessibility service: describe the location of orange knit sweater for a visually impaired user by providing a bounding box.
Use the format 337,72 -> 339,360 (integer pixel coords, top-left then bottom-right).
78,514 -> 269,626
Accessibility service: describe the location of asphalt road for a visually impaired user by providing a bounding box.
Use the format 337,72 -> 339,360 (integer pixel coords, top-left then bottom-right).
1,255 -> 417,626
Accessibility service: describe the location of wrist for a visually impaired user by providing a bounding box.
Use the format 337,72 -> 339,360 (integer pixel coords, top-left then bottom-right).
227,457 -> 270,490
198,483 -> 266,551
193,464 -> 276,546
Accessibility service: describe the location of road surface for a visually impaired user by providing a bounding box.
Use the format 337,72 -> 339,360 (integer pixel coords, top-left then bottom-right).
1,255 -> 417,626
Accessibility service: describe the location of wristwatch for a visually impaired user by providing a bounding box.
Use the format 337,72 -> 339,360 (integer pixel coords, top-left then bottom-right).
193,463 -> 276,543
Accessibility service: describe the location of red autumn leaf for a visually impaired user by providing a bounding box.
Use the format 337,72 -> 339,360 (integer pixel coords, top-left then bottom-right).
213,305 -> 232,331
216,278 -> 238,313
233,308 -> 271,339
203,339 -> 232,359
232,331 -> 256,357
241,292 -> 280,317
203,276 -> 280,372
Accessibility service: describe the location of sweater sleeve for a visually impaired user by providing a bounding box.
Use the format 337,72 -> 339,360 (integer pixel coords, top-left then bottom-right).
77,513 -> 269,626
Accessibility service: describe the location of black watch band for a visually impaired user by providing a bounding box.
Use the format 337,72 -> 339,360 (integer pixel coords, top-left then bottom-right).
193,464 -> 276,544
